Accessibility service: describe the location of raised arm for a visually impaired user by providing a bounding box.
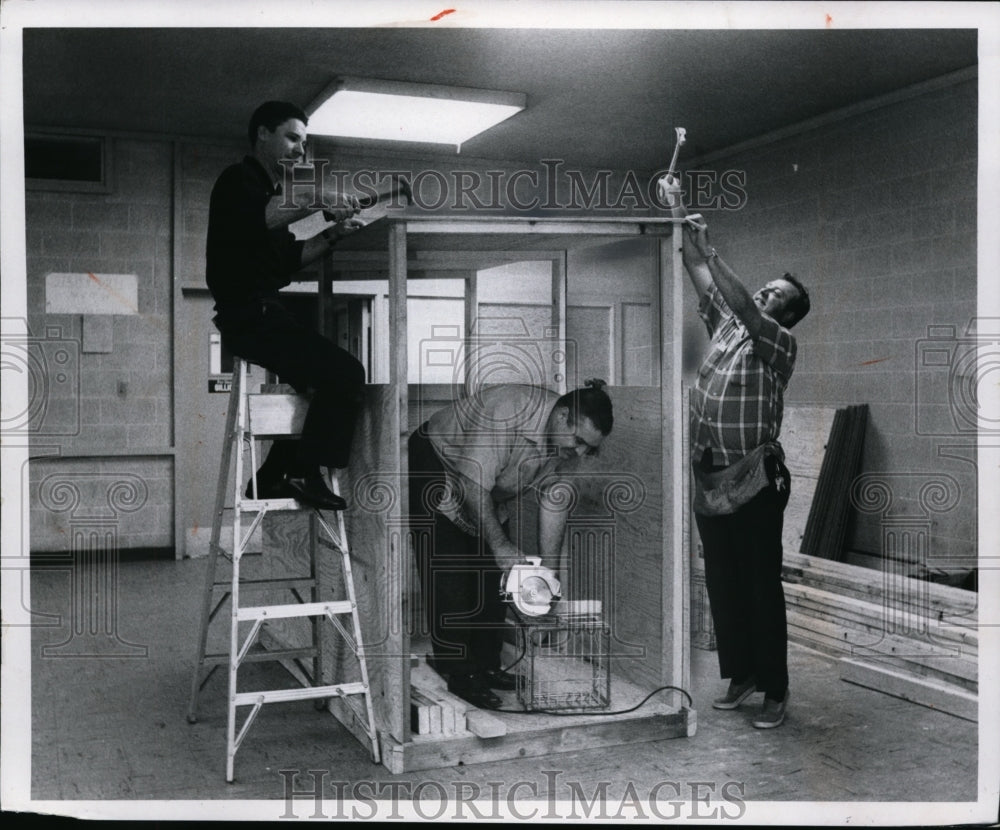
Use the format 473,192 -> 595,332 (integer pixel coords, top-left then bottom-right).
658,174 -> 713,300
688,225 -> 767,339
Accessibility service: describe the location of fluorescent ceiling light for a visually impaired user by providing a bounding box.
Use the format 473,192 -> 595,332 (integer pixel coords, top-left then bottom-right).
306,77 -> 526,152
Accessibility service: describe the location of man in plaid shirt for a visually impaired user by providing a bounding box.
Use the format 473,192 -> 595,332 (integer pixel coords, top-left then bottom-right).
660,173 -> 811,729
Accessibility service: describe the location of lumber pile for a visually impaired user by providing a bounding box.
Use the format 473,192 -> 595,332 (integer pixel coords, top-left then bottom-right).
800,404 -> 869,561
781,551 -> 978,721
408,659 -> 507,740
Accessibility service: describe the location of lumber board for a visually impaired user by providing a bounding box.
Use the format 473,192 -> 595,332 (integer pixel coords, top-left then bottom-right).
465,710 -> 508,738
410,686 -> 456,736
379,708 -> 692,774
410,703 -> 430,735
801,405 -> 868,561
786,609 -> 977,691
409,688 -> 435,735
247,393 -> 308,438
782,581 -> 978,655
782,551 -> 978,622
410,665 -> 505,738
840,657 -> 977,723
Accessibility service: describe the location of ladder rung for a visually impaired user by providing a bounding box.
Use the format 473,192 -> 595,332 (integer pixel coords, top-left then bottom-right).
237,497 -> 302,511
203,647 -> 318,666
234,682 -> 367,707
212,577 -> 316,592
237,600 -> 352,622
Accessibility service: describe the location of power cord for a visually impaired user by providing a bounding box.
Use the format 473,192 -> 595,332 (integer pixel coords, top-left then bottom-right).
495,604 -> 693,715
488,684 -> 693,716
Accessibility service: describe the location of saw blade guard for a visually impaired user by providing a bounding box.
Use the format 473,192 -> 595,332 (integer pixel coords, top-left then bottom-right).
502,557 -> 561,616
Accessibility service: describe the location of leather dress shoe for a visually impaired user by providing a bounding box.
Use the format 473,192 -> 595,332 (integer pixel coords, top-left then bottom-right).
447,673 -> 501,710
481,668 -> 517,691
286,474 -> 347,511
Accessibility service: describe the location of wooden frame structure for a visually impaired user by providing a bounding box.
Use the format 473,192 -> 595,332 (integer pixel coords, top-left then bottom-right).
268,214 -> 693,773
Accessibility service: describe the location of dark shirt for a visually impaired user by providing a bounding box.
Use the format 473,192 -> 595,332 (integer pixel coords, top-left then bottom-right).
205,156 -> 305,311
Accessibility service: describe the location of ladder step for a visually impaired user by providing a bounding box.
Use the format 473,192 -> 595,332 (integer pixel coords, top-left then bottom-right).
237,600 -> 352,621
234,682 -> 367,707
203,647 -> 318,666
211,577 -> 316,592
236,497 -> 303,511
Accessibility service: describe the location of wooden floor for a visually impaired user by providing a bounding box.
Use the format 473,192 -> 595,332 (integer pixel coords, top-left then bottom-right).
16,555 -> 989,823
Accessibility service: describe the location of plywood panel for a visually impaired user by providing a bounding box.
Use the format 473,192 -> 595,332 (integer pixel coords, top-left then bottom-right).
622,302 -> 653,385
507,386 -> 664,690
474,302 -> 560,387
566,304 -> 613,385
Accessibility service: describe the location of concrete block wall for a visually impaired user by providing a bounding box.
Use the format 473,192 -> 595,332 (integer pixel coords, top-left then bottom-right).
25,138 -> 175,553
679,77 -> 978,572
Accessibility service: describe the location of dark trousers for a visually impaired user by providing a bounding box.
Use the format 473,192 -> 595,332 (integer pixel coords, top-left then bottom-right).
407,427 -> 506,677
214,298 -> 365,472
695,453 -> 791,697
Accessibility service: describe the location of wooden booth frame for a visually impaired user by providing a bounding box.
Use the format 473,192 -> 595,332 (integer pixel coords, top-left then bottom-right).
267,214 -> 694,773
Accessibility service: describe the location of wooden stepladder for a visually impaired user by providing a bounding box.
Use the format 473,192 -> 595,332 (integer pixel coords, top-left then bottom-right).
186,358 -> 380,782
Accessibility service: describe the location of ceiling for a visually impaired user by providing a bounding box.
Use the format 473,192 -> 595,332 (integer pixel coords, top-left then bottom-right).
21,27 -> 978,171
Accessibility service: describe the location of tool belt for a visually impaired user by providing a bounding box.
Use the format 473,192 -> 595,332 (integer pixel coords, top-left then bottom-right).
693,442 -> 784,517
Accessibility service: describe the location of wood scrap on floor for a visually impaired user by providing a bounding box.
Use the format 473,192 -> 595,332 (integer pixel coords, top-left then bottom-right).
408,660 -> 505,739
780,550 -> 978,721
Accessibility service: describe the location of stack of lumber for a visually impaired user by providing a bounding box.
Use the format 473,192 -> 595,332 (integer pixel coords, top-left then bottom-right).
408,660 -> 507,740
781,551 -> 978,722
800,404 -> 869,562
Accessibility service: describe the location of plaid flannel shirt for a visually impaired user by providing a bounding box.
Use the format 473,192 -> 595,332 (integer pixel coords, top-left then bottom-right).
690,282 -> 797,467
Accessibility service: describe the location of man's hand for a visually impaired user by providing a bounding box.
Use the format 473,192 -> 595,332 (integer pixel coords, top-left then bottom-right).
688,221 -> 714,261
657,173 -> 683,208
323,193 -> 361,223
492,540 -> 528,573
329,216 -> 366,241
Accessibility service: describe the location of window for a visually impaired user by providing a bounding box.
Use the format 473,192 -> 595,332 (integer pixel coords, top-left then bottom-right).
25,132 -> 111,193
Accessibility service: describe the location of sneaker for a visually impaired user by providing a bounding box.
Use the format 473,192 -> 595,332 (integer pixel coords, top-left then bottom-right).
712,677 -> 757,710
752,690 -> 789,729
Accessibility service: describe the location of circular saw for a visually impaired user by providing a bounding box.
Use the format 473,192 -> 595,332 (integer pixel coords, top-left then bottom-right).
502,557 -> 561,616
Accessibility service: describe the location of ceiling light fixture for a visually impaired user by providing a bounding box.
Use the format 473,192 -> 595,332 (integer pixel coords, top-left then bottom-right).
306,77 -> 526,153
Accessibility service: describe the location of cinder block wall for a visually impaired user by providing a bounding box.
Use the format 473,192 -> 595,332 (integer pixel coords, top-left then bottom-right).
680,77 -> 978,573
26,138 -> 175,554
